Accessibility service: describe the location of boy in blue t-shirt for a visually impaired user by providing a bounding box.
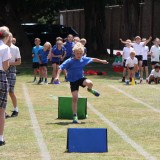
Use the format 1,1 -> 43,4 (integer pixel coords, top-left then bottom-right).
32,38 -> 43,82
38,42 -> 51,84
50,40 -> 66,83
55,42 -> 108,123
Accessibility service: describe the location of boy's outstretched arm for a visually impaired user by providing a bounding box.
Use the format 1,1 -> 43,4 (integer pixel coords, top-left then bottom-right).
54,69 -> 62,81
119,38 -> 128,45
143,36 -> 152,46
92,58 -> 109,64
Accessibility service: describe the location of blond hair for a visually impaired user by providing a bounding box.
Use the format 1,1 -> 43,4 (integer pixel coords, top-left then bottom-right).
130,51 -> 136,56
0,27 -> 10,40
72,42 -> 84,53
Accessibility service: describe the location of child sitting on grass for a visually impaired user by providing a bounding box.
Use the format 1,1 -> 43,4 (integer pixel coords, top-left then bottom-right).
148,63 -> 160,84
55,42 -> 108,123
125,51 -> 138,84
112,52 -> 123,67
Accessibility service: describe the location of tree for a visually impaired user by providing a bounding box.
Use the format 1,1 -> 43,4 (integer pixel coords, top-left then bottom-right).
84,0 -> 106,57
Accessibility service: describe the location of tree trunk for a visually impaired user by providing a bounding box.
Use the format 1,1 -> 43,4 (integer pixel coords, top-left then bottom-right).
84,0 -> 106,57
123,0 -> 140,39
0,0 -> 32,60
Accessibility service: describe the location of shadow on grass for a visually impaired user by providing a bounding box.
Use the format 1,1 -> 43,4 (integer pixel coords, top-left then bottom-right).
46,121 -> 86,125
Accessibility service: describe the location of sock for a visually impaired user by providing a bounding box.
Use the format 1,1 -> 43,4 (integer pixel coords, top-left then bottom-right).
0,135 -> 4,141
34,77 -> 36,81
73,113 -> 77,117
14,107 -> 18,112
45,78 -> 47,82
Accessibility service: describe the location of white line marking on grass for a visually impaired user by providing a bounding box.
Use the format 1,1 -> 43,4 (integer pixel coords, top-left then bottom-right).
22,84 -> 51,160
86,102 -> 156,160
109,85 -> 160,114
65,84 -> 156,160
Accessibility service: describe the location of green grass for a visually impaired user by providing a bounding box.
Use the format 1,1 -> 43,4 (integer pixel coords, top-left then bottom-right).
2,62 -> 160,160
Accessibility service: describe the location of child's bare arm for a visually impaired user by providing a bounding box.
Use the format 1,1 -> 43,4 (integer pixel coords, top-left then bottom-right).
9,58 -> 21,66
143,36 -> 152,46
120,38 -> 128,45
92,58 -> 109,64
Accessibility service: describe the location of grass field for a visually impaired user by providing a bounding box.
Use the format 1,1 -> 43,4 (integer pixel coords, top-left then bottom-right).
1,62 -> 160,160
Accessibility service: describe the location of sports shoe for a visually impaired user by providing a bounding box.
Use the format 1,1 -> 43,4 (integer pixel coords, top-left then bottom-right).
37,79 -> 42,84
87,88 -> 100,97
0,141 -> 5,146
11,111 -> 18,117
39,81 -> 44,85
44,81 -> 48,85
72,115 -> 78,124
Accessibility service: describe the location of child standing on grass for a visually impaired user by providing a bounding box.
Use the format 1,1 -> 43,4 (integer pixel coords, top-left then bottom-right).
125,51 -> 138,84
38,42 -> 51,85
50,40 -> 66,83
55,42 -> 108,123
141,38 -> 149,83
32,38 -> 43,83
121,39 -> 134,82
150,38 -> 160,69
0,27 -> 11,146
148,63 -> 160,84
6,33 -> 21,117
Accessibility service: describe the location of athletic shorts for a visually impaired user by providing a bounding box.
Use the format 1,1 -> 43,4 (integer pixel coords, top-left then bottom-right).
143,60 -> 148,67
123,59 -> 127,68
32,62 -> 39,69
0,71 -> 9,109
70,78 -> 86,92
6,66 -> 16,92
135,55 -> 143,61
151,61 -> 159,66
128,67 -> 134,70
39,63 -> 48,67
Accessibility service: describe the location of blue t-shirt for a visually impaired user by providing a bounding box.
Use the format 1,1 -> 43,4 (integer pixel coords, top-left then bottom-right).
64,41 -> 74,57
38,49 -> 50,64
52,47 -> 66,63
32,45 -> 43,62
59,57 -> 93,82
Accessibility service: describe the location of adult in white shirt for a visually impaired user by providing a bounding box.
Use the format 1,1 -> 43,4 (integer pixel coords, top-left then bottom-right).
120,36 -> 152,83
150,38 -> 160,69
125,51 -> 138,83
121,39 -> 134,82
0,27 -> 11,146
141,38 -> 149,82
148,63 -> 160,84
6,33 -> 21,117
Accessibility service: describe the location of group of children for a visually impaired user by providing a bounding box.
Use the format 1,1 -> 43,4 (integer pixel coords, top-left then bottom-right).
119,36 -> 160,84
32,35 -> 87,84
32,35 -> 108,124
0,26 -> 21,146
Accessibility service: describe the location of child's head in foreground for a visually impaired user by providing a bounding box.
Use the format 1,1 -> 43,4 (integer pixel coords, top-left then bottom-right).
72,42 -> 84,60
43,42 -> 51,51
154,63 -> 160,72
130,51 -> 136,59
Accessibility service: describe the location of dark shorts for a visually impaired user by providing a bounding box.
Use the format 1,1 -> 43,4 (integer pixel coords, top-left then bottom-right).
151,61 -> 159,65
6,66 -> 16,92
135,55 -> 143,61
39,63 -> 48,67
52,62 -> 60,65
0,71 -> 9,109
70,78 -> 87,92
123,59 -> 127,68
143,60 -> 148,67
128,67 -> 134,70
32,62 -> 39,69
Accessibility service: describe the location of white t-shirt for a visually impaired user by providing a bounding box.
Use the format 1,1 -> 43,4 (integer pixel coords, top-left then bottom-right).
9,44 -> 21,63
123,47 -> 134,60
149,69 -> 160,78
125,57 -> 138,67
0,40 -> 11,70
142,46 -> 149,60
131,42 -> 144,56
150,45 -> 160,62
